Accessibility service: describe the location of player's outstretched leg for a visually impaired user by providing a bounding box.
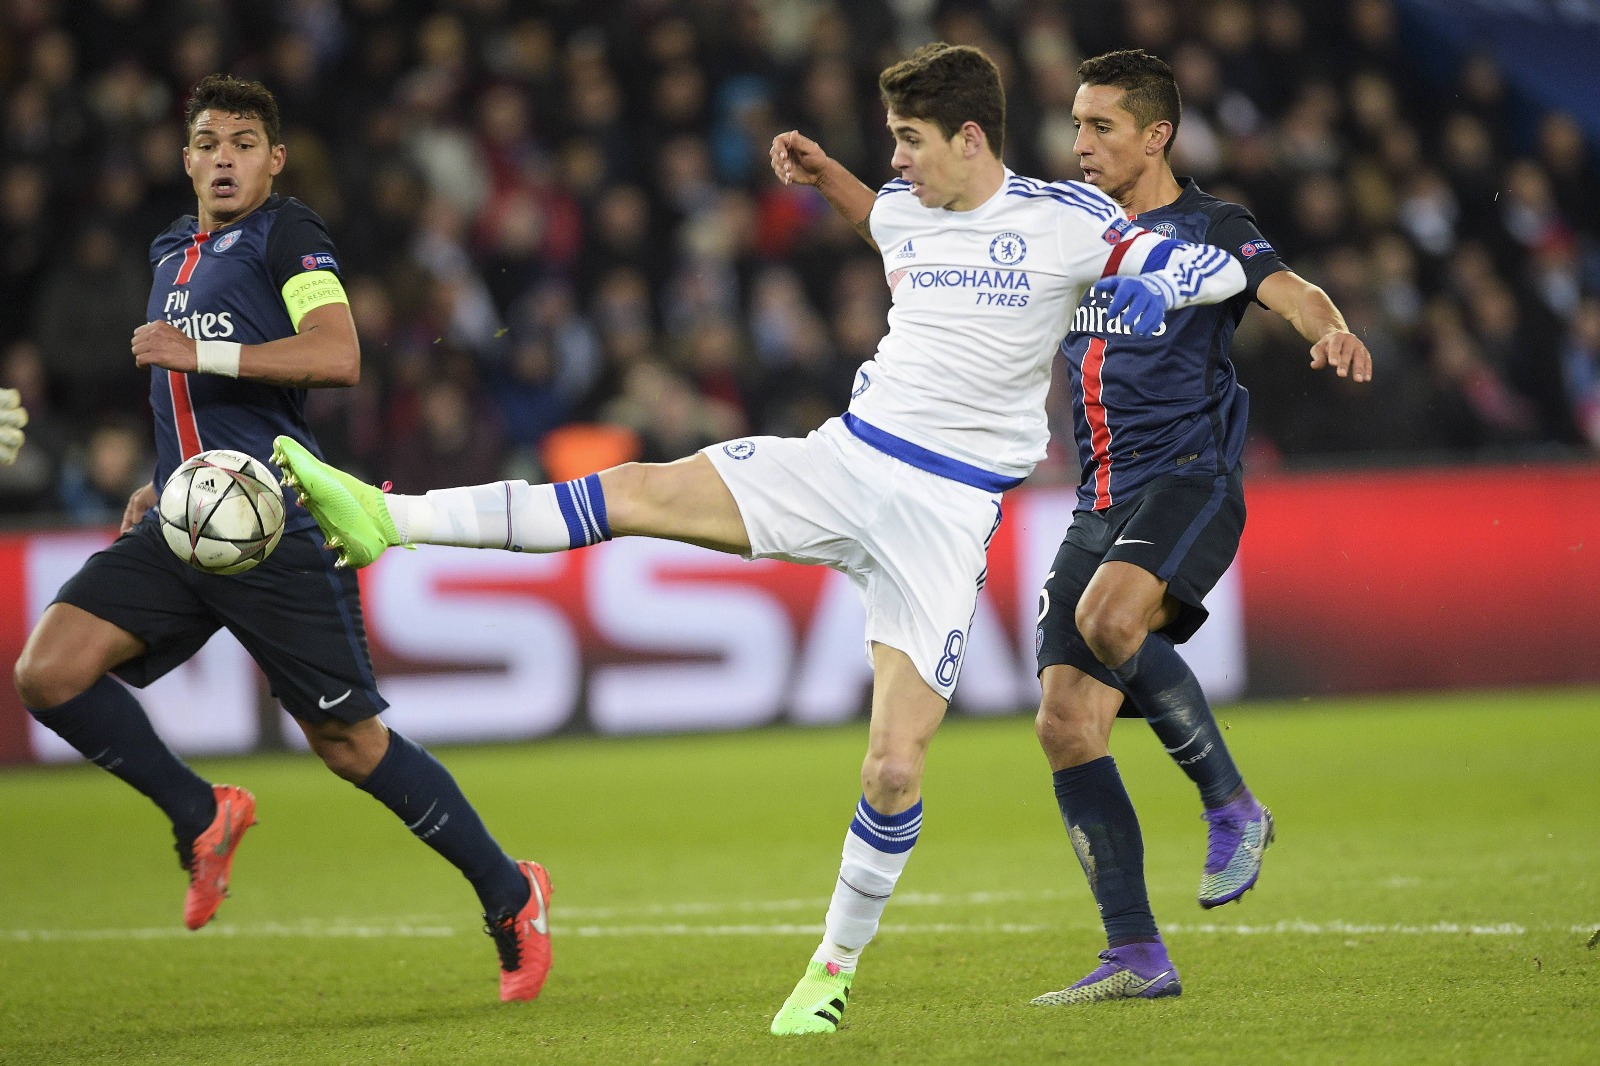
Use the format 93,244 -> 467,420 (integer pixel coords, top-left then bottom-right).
1111,633 -> 1274,907
485,860 -> 554,1002
772,796 -> 922,1035
271,436 -> 401,568
272,435 -> 615,568
181,784 -> 258,930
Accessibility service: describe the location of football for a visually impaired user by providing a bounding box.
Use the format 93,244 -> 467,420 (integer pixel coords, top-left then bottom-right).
158,449 -> 286,574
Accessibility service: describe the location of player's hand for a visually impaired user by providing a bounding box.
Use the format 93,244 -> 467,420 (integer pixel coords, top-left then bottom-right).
1310,330 -> 1373,383
0,387 -> 26,465
1093,276 -> 1170,336
770,130 -> 831,187
133,320 -> 197,372
122,481 -> 157,533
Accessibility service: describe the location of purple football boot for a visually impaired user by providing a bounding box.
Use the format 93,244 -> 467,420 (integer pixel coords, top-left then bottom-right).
1199,790 -> 1275,908
1031,940 -> 1181,1005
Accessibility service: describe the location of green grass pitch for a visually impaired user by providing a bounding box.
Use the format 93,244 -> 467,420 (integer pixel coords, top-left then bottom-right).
2,689 -> 1596,1065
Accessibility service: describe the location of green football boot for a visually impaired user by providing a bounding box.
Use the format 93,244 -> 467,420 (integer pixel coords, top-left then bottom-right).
771,960 -> 853,1035
270,436 -> 404,568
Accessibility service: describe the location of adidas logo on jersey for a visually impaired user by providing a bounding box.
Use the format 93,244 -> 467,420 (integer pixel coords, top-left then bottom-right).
895,240 -> 916,260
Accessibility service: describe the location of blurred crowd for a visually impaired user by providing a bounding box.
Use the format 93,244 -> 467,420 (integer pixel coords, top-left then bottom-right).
3,0 -> 1599,525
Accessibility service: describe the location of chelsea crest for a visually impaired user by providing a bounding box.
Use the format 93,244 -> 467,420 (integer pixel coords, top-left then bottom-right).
989,232 -> 1027,266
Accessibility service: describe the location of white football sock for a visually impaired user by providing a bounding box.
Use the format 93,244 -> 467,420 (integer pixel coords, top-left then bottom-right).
814,800 -> 922,968
812,938 -> 864,973
386,476 -> 611,552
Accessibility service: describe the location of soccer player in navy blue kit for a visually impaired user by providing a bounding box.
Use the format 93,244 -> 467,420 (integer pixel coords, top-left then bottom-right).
12,76 -> 552,1003
1030,50 -> 1372,1003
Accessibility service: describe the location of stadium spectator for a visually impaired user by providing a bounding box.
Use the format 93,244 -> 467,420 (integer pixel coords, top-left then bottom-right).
0,163 -> 51,346
1425,298 -> 1539,449
57,416 -> 149,526
602,358 -> 739,464
388,371 -> 508,492
29,218 -> 149,419
1538,111 -> 1600,239
1562,295 -> 1600,448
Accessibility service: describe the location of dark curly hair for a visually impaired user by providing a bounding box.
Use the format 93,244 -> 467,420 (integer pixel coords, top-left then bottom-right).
184,74 -> 282,147
879,43 -> 1006,158
1077,50 -> 1181,157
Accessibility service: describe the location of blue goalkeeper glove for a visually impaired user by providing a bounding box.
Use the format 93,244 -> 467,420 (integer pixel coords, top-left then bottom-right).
1092,275 -> 1170,336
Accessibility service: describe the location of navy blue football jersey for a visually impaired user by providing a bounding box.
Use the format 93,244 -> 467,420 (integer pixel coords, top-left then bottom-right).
1059,179 -> 1286,511
145,195 -> 344,533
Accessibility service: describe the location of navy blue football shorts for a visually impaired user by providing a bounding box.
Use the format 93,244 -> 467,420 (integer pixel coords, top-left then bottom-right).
1035,469 -> 1245,692
53,516 -> 388,725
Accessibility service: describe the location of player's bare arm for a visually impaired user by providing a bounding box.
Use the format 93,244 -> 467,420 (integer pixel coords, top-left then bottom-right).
770,130 -> 878,249
1257,270 -> 1373,383
132,302 -> 359,388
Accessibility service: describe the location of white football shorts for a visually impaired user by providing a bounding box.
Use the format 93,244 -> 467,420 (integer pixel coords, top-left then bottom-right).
703,417 -> 1003,699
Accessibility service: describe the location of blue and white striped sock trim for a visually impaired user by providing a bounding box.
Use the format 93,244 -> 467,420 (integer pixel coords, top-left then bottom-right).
553,473 -> 612,549
848,796 -> 923,855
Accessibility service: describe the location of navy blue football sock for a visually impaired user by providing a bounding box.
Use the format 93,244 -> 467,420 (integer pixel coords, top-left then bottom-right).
359,729 -> 528,919
26,676 -> 216,842
1052,757 -> 1158,945
1112,634 -> 1245,808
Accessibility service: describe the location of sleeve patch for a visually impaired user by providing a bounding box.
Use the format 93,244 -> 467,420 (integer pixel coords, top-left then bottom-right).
299,251 -> 339,272
1102,216 -> 1136,244
1239,239 -> 1275,259
281,269 -> 348,331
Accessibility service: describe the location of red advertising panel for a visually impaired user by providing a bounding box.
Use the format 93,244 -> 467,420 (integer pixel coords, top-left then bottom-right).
1241,464 -> 1600,694
0,538 -> 30,763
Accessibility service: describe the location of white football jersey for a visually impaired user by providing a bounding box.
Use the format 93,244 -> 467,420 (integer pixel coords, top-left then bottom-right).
847,171 -> 1243,483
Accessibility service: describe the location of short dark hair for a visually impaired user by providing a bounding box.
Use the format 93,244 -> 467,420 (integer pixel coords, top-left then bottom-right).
184,74 -> 281,147
879,43 -> 1006,158
1077,49 -> 1181,157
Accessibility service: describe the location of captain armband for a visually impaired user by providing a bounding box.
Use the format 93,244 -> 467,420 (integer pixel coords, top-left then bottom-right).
281,269 -> 349,331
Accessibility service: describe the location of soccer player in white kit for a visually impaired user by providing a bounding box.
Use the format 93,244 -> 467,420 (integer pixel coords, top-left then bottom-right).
273,43 -> 1246,1034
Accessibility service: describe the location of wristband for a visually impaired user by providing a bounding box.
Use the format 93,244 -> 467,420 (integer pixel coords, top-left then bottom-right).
195,340 -> 242,378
